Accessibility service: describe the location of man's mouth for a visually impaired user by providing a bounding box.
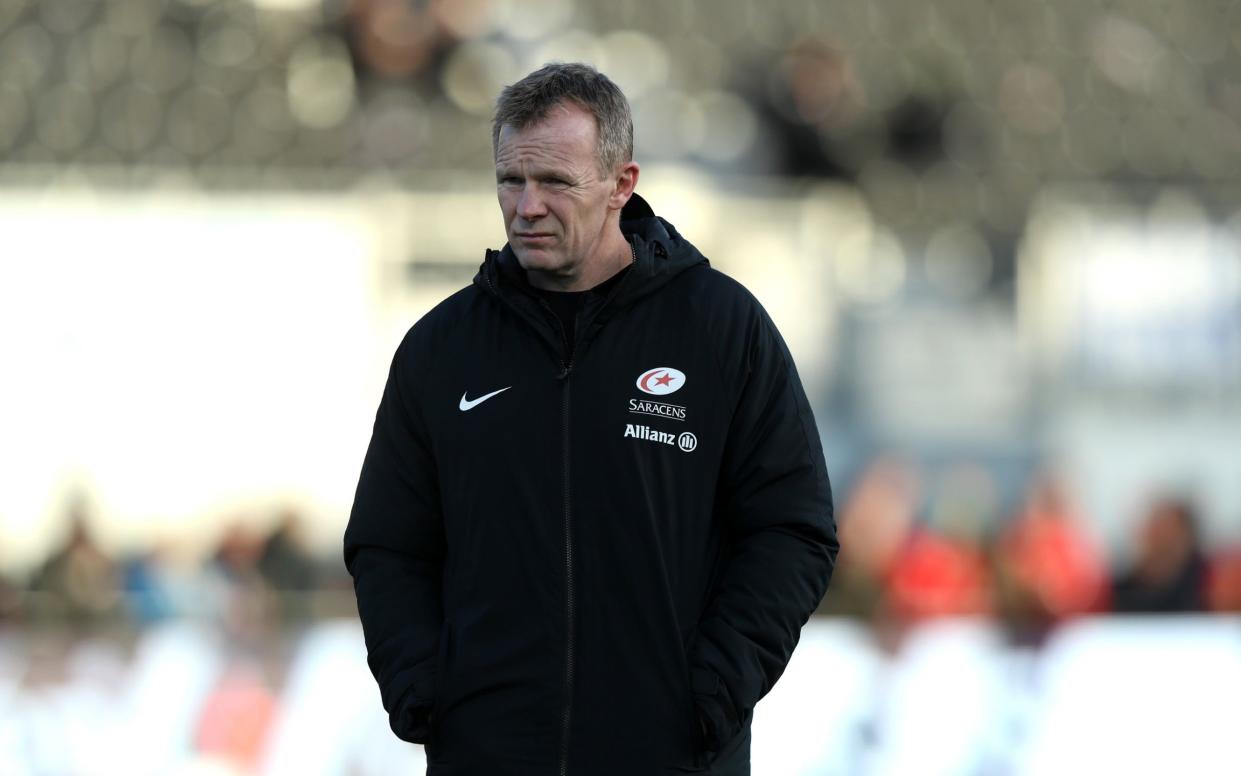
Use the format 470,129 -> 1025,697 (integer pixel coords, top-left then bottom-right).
515,232 -> 556,244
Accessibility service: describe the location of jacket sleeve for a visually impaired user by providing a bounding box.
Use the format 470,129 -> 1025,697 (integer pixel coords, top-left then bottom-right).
688,304 -> 838,752
343,331 -> 446,744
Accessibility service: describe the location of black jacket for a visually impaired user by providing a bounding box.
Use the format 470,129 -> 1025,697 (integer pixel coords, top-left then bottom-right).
344,194 -> 837,775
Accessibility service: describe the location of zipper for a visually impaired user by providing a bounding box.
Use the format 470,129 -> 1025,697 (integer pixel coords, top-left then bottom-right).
540,299 -> 576,776
563,241 -> 638,359
555,243 -> 636,773
487,249 -> 639,775
557,360 -> 574,776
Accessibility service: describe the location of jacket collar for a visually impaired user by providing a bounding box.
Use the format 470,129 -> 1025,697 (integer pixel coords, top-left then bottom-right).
473,192 -> 708,363
476,193 -> 705,304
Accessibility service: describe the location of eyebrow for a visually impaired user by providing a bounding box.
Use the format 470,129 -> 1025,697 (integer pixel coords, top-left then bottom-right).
495,167 -> 578,182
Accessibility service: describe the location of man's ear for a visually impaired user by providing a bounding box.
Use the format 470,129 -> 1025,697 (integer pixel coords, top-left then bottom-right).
609,161 -> 640,210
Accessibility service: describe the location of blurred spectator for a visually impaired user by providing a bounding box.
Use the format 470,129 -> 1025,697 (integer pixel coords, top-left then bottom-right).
211,521 -> 267,586
206,520 -> 273,642
194,659 -> 280,772
884,526 -> 993,623
0,570 -> 21,622
120,548 -> 178,625
120,538 -> 206,625
342,0 -> 444,79
257,509 -> 319,623
883,463 -> 995,623
27,495 -> 122,626
1112,497 -> 1207,613
995,475 -> 1110,639
816,456 -> 920,618
740,37 -> 862,179
1205,544 -> 1241,613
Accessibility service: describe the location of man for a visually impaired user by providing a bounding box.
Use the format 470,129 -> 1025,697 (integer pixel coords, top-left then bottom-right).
344,63 -> 837,776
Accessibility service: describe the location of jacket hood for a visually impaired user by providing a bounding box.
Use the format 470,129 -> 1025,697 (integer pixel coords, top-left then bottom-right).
473,192 -> 709,316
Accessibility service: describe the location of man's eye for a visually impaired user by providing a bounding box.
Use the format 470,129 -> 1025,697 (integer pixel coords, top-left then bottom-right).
499,176 -> 522,185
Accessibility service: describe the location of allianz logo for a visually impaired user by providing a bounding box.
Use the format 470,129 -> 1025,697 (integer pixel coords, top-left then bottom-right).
624,424 -> 698,453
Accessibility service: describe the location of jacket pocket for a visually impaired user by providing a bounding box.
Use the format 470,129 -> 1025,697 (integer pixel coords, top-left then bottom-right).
689,697 -> 711,770
660,666 -> 706,773
690,665 -> 741,756
426,620 -> 454,760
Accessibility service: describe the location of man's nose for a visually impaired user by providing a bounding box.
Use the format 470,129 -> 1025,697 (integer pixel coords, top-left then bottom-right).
516,184 -> 547,221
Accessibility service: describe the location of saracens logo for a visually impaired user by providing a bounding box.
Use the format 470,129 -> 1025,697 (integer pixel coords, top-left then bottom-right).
636,367 -> 686,396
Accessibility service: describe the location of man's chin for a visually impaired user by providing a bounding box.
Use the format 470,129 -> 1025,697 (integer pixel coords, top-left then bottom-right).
513,247 -> 561,271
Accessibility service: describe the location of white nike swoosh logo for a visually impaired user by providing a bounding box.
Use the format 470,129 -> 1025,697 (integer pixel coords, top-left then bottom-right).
459,386 -> 512,411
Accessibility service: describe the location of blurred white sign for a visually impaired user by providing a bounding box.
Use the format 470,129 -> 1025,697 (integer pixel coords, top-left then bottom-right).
1020,191 -> 1241,392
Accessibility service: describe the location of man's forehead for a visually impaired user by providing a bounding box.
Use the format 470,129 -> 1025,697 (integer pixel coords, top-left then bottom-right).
495,131 -> 600,179
496,102 -> 598,149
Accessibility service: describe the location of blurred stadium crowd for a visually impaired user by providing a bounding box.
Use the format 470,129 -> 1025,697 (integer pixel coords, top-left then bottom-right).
3,0 -> 1241,773
3,0 -> 1239,194
5,467 -> 1241,635
3,470 -> 1241,774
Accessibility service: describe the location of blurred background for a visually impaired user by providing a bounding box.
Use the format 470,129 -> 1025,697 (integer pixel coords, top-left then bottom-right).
2,0 -> 1240,773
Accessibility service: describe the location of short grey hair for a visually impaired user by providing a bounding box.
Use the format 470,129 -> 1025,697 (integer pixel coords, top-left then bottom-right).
492,62 -> 634,174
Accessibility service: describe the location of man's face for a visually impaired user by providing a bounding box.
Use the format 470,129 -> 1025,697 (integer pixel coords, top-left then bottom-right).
495,102 -> 617,278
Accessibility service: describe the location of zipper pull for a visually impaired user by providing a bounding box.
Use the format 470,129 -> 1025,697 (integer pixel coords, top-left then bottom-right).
557,362 -> 573,380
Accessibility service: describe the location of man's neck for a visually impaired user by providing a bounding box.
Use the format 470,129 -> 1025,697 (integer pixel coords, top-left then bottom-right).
526,232 -> 633,292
